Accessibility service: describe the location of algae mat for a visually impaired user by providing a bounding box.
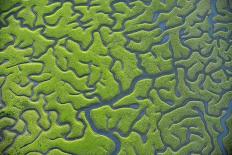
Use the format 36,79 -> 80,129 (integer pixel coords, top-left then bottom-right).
0,0 -> 232,154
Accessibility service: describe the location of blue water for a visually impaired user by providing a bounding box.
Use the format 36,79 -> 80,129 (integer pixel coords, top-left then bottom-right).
159,22 -> 167,32
153,11 -> 161,22
160,34 -> 169,44
217,101 -> 232,155
208,0 -> 217,38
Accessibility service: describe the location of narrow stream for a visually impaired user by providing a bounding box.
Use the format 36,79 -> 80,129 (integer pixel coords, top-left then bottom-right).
217,101 -> 232,155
